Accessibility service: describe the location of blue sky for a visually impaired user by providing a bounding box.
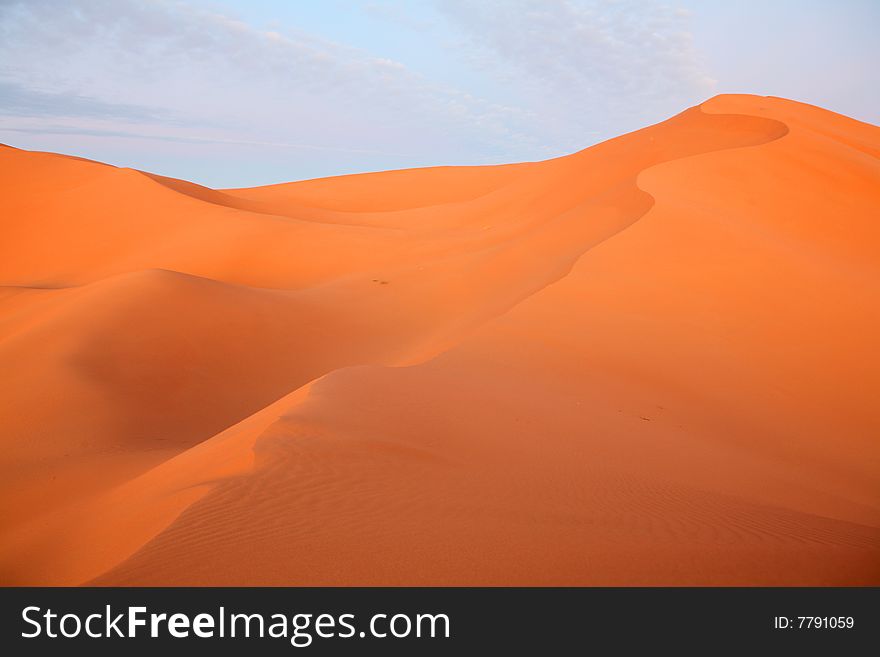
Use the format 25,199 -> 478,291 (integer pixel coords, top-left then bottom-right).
1,0 -> 877,187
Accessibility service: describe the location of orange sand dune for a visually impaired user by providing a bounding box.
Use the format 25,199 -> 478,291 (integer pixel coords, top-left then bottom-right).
1,95 -> 878,585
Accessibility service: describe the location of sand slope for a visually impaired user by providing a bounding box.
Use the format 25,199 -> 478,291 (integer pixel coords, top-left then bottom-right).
1,95 -> 878,585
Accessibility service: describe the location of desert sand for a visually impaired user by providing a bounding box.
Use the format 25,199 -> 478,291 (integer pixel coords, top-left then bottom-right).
0,94 -> 878,585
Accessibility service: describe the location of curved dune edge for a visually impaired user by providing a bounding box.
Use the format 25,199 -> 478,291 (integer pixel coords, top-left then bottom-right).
43,107 -> 791,586
3,94 -> 877,585
1,102 -> 792,585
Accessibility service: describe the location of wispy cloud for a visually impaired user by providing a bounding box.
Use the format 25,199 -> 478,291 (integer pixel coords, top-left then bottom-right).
0,81 -> 172,122
436,0 -> 715,140
0,1 -> 528,162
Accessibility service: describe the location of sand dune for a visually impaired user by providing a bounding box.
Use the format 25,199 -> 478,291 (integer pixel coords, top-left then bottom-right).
1,94 -> 878,585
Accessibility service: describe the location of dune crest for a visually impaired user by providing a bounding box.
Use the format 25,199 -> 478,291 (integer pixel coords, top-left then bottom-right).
1,95 -> 878,585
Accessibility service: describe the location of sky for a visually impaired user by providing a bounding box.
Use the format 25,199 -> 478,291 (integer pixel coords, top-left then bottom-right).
1,0 -> 877,188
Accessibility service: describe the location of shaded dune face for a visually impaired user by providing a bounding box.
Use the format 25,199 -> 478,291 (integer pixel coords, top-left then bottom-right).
0,94 -> 878,585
